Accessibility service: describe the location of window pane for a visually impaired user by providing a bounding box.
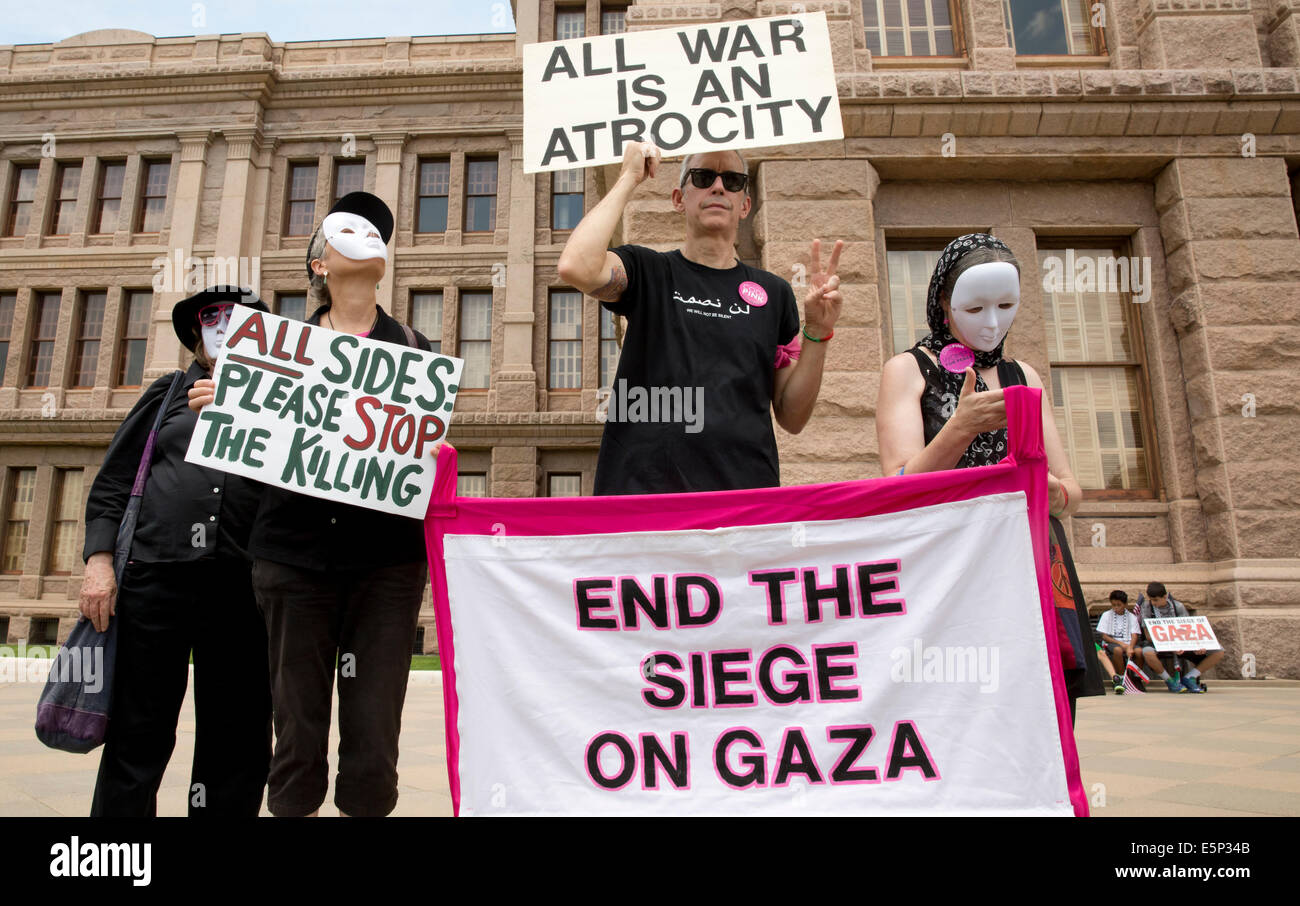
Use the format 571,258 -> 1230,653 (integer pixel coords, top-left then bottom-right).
27,293 -> 61,387
53,164 -> 82,235
467,160 -> 498,195
465,196 -> 496,232
411,291 -> 443,352
465,158 -> 498,231
556,9 -> 585,40
601,8 -> 626,34
549,290 -> 583,389
459,291 -> 492,388
286,164 -> 318,236
7,166 -> 38,236
73,292 -> 106,386
49,469 -> 84,574
600,308 -> 620,388
1039,249 -> 1134,362
138,161 -> 170,232
1052,368 -> 1149,490
886,249 -> 942,354
547,474 -> 582,497
1006,0 -> 1070,55
552,194 -> 584,230
420,160 -> 450,195
457,473 -> 487,497
418,197 -> 448,233
334,161 -> 365,199
118,290 -> 151,386
278,293 -> 307,322
0,293 -> 14,386
2,468 -> 36,572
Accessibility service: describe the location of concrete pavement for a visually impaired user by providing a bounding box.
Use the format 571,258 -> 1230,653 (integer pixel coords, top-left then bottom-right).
1,669 -> 1296,816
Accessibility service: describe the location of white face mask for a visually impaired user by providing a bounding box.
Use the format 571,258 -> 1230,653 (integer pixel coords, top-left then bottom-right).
321,211 -> 387,262
200,306 -> 233,361
948,262 -> 1020,352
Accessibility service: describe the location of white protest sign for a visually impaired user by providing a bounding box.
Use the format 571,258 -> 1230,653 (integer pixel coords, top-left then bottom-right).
185,305 -> 463,518
439,494 -> 1076,815
523,12 -> 843,174
1144,616 -> 1222,652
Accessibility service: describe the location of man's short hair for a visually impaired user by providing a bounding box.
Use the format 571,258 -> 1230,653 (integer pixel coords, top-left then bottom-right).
679,149 -> 749,190
1109,589 -> 1128,604
1146,581 -> 1167,598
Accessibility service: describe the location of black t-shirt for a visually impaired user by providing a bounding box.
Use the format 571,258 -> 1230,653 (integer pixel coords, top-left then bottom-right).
596,245 -> 800,495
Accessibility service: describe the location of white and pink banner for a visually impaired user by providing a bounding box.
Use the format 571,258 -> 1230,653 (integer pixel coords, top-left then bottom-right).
424,387 -> 1087,816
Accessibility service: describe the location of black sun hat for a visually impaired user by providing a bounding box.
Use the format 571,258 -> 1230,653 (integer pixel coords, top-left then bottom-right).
305,191 -> 395,277
171,286 -> 269,352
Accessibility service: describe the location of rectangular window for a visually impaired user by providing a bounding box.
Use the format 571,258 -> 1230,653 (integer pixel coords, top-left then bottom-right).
464,159 -> 498,233
417,159 -> 450,233
411,291 -> 443,354
457,473 -> 487,497
277,293 -> 307,323
555,8 -> 586,40
27,292 -> 61,388
549,290 -> 583,389
599,306 -> 620,389
1004,0 -> 1096,55
551,169 -> 584,230
137,160 -> 170,233
459,291 -> 492,389
884,247 -> 944,353
29,617 -> 58,646
285,163 -> 319,236
2,468 -> 36,573
601,6 -> 627,34
547,473 -> 582,497
863,0 -> 955,56
1040,247 -> 1152,493
48,469 -> 84,575
6,165 -> 39,237
0,292 -> 15,385
334,160 -> 365,200
51,163 -> 82,235
94,161 -> 126,234
72,291 -> 106,387
117,290 -> 151,386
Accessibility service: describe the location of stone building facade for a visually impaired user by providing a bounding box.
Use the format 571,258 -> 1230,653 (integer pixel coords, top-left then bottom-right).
0,1 -> 1296,674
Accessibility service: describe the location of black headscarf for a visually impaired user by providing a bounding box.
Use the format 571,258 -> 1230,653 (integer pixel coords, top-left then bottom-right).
910,233 -> 1019,468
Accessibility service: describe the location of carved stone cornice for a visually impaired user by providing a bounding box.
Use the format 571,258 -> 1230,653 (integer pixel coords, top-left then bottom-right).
1139,0 -> 1252,30
221,127 -> 262,160
176,130 -> 213,162
372,132 -> 408,164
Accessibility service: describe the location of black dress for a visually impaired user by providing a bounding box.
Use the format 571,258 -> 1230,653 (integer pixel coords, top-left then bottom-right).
907,348 -> 1105,717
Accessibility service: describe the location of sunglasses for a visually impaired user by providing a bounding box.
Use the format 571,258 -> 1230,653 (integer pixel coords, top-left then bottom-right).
198,303 -> 234,327
683,168 -> 748,193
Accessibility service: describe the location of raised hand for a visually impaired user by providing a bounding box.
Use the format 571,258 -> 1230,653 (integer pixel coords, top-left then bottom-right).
803,238 -> 843,339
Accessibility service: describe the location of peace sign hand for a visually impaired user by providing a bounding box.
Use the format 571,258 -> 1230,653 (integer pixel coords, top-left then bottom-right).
803,238 -> 843,340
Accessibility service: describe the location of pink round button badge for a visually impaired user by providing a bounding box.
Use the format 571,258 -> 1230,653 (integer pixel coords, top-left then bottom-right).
939,342 -> 975,373
737,281 -> 767,307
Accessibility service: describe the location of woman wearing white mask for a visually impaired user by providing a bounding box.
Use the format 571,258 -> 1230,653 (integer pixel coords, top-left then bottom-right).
875,233 -> 1101,721
190,193 -> 433,817
81,287 -> 272,815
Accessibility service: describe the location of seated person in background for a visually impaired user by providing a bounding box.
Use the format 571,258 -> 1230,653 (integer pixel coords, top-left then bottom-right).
1138,581 -> 1223,693
1095,590 -> 1142,694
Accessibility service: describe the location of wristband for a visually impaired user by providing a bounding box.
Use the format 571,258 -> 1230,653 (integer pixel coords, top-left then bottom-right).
802,326 -> 833,343
1050,483 -> 1070,517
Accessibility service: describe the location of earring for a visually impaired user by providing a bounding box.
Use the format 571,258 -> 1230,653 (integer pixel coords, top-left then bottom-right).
323,272 -> 328,287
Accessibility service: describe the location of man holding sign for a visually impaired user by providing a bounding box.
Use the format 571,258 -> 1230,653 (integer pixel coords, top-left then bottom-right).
558,141 -> 844,494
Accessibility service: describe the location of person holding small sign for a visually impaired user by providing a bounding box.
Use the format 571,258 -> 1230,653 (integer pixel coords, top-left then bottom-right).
82,286 -> 273,816
190,192 -> 434,817
1137,582 -> 1221,693
558,140 -> 843,494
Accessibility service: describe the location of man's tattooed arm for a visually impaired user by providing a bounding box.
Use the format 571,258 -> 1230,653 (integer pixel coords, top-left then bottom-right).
590,263 -> 627,302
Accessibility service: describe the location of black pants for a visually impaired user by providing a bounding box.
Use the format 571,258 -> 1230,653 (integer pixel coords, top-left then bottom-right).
91,559 -> 272,817
253,558 -> 426,817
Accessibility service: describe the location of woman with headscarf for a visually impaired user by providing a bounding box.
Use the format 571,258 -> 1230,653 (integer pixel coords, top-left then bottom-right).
79,286 -> 272,815
875,233 -> 1103,720
190,192 -> 433,817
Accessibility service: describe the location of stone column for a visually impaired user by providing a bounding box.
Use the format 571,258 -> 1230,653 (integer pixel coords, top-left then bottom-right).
147,132 -> 210,380
966,0 -> 1017,70
496,131 -> 538,414
754,158 -> 881,485
372,133 -> 407,317
214,128 -> 262,267
1137,0 -> 1263,68
1155,155 -> 1300,675
491,444 -> 538,498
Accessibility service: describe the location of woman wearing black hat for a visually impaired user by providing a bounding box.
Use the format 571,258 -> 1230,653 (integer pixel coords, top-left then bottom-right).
79,287 -> 272,816
875,234 -> 1102,721
191,192 -> 433,817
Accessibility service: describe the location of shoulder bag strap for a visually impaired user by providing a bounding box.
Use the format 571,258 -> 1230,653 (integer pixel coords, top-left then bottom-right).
113,370 -> 184,582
